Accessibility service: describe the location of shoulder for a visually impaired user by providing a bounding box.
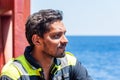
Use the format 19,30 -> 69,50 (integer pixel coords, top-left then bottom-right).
1,58 -> 22,79
1,59 -> 15,73
58,52 -> 77,67
65,52 -> 77,66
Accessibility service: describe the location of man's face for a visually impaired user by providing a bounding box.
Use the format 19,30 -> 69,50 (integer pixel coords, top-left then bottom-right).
42,20 -> 68,58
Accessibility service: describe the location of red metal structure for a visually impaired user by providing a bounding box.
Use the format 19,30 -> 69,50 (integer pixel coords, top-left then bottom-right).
0,0 -> 30,72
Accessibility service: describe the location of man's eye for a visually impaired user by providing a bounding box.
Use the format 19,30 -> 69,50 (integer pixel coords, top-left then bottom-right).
52,34 -> 61,39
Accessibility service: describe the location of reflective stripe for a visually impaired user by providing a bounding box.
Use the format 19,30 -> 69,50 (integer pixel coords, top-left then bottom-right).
51,64 -> 61,75
13,61 -> 30,80
15,55 -> 41,76
13,61 -> 27,75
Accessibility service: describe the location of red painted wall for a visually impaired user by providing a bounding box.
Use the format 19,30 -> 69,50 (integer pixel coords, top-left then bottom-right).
0,0 -> 30,72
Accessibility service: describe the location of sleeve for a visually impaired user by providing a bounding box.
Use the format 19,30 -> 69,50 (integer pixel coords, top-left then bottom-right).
70,60 -> 93,80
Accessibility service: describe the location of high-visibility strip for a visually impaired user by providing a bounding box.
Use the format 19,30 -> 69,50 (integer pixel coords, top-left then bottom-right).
13,61 -> 30,80
15,55 -> 41,76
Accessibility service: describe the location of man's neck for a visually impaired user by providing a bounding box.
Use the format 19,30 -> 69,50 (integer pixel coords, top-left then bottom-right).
31,50 -> 54,80
32,50 -> 54,67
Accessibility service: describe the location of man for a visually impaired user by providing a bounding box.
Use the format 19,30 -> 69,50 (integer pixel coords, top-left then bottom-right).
0,9 -> 92,80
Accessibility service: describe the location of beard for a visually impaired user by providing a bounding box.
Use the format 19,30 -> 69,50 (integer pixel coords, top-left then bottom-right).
42,42 -> 66,58
42,48 -> 66,58
56,51 -> 65,58
56,43 -> 66,58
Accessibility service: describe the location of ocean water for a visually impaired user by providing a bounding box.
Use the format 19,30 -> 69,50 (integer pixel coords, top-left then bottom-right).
66,36 -> 120,80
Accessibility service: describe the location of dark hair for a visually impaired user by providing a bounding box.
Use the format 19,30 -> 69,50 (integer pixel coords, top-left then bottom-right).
25,9 -> 63,46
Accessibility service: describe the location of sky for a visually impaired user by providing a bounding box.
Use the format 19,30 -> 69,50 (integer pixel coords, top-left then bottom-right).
31,0 -> 120,36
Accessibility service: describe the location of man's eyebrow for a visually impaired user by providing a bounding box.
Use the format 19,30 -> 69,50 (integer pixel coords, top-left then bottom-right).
50,32 -> 62,35
50,30 -> 66,33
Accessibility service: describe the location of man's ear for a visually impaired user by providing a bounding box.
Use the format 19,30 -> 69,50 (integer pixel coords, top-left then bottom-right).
32,34 -> 42,46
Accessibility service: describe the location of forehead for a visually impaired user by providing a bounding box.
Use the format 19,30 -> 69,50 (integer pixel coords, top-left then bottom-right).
49,20 -> 66,32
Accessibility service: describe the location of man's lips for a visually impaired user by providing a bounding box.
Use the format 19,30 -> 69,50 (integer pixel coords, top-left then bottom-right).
58,45 -> 66,50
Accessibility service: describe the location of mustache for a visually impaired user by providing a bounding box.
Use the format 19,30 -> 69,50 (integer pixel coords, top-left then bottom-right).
58,43 -> 67,48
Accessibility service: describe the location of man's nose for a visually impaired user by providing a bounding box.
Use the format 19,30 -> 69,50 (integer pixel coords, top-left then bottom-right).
61,35 -> 68,43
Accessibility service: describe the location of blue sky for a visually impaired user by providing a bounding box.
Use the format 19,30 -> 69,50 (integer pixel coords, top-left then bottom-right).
31,0 -> 120,36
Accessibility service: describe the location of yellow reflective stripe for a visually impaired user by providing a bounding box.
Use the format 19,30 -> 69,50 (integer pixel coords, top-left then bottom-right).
1,59 -> 21,79
51,64 -> 61,75
36,68 -> 43,77
65,52 -> 76,66
16,55 -> 41,76
65,52 -> 74,56
54,65 -> 61,74
13,61 -> 27,75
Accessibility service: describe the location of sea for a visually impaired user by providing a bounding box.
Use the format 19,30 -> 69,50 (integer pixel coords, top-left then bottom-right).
66,36 -> 120,80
